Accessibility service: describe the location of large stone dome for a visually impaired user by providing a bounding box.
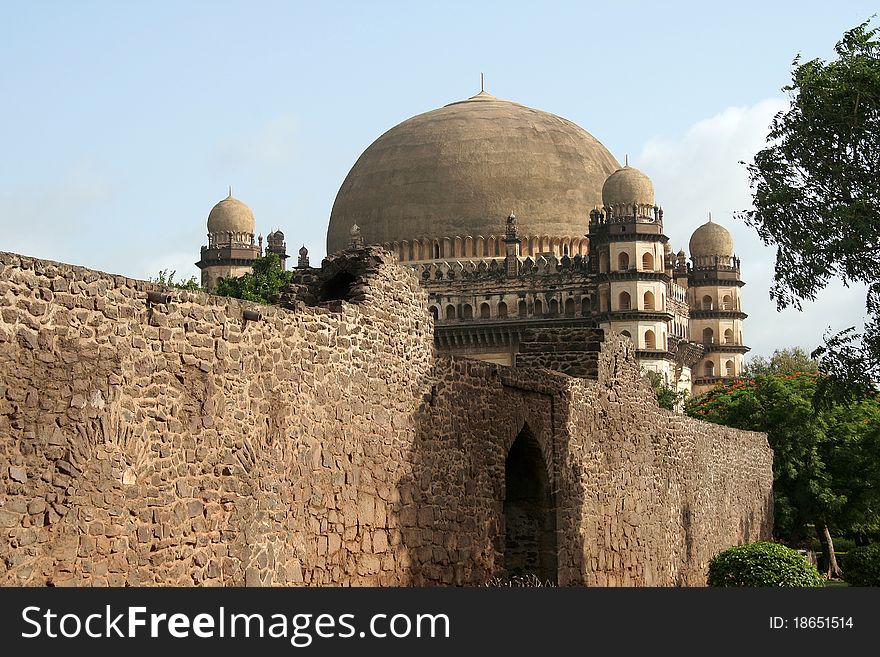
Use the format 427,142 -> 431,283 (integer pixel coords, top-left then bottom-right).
327,91 -> 621,253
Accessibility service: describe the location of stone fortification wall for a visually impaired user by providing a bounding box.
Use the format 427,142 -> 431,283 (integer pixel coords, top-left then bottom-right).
0,249 -> 772,586
560,334 -> 773,585
516,327 -> 605,378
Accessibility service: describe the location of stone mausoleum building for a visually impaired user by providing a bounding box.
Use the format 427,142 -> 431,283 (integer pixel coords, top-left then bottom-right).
0,87 -> 771,588
217,87 -> 749,397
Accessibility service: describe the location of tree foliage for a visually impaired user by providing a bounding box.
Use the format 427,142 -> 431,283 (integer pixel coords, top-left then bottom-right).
643,370 -> 687,411
741,19 -> 880,391
151,269 -> 202,292
213,252 -> 292,304
686,372 -> 880,571
744,347 -> 819,378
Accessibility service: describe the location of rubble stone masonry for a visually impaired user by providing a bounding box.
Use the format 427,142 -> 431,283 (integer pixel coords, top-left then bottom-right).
0,248 -> 772,586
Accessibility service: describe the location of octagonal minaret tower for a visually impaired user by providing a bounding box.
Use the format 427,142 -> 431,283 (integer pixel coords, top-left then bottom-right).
687,216 -> 749,396
589,163 -> 680,383
195,189 -> 260,292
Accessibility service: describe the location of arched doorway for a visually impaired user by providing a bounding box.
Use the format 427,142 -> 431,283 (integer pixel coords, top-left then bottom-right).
504,427 -> 557,583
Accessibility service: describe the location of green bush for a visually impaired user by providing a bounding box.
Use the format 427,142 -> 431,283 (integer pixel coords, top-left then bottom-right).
842,544 -> 880,586
708,541 -> 825,587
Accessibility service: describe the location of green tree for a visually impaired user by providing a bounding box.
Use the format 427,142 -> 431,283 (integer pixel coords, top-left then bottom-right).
686,372 -> 880,577
741,19 -> 880,394
213,252 -> 292,304
743,347 -> 819,378
151,269 -> 202,292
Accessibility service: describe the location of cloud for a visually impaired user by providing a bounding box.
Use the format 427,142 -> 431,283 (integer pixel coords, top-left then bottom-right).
636,98 -> 869,359
210,113 -> 299,174
638,98 -> 788,220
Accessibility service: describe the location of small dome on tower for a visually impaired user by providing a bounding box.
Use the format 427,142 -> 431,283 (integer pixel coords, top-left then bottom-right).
601,165 -> 655,207
207,190 -> 255,235
689,218 -> 734,258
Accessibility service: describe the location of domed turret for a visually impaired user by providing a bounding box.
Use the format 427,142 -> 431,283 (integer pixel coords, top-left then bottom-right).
197,189 -> 261,292
207,190 -> 255,236
686,216 -> 748,396
602,165 -> 655,208
689,217 -> 734,259
297,245 -> 309,269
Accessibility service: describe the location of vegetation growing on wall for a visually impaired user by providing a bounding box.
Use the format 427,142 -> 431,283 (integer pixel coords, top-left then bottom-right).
214,253 -> 293,304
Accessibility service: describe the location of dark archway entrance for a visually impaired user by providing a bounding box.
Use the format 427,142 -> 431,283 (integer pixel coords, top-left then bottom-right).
320,270 -> 356,302
504,427 -> 557,583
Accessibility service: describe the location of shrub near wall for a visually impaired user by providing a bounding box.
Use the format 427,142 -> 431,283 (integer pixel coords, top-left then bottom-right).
842,545 -> 880,586
708,542 -> 824,587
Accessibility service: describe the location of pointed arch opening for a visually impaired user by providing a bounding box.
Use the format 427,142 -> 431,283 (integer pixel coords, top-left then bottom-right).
702,327 -> 714,345
504,426 -> 557,583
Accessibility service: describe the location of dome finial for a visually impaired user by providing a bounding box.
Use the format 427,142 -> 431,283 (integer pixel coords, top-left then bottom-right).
349,223 -> 364,249
228,185 -> 233,199
709,211 -> 713,222
480,72 -> 484,93
625,154 -> 629,167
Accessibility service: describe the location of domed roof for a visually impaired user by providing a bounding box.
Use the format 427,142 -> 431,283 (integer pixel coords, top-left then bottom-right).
602,165 -> 655,207
207,191 -> 255,235
327,90 -> 621,253
689,218 -> 734,258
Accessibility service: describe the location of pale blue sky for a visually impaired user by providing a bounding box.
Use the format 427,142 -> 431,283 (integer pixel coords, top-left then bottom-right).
1,1 -> 875,358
